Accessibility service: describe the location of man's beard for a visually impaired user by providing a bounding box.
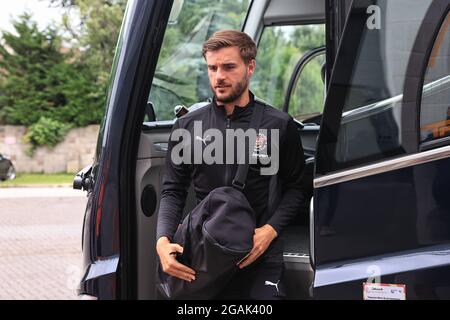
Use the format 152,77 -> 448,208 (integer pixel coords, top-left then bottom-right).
212,72 -> 249,104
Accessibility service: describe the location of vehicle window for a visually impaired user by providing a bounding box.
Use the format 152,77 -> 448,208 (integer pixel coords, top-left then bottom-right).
317,0 -> 434,174
252,25 -> 325,112
420,13 -> 450,144
147,0 -> 251,121
288,52 -> 326,121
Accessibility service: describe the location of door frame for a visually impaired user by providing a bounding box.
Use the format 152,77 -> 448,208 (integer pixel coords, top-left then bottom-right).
113,0 -> 174,299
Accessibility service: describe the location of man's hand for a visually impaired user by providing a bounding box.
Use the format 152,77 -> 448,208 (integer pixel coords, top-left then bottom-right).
238,224 -> 278,269
156,237 -> 196,282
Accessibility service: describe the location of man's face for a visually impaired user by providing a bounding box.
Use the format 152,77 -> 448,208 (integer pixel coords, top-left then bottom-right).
205,46 -> 255,104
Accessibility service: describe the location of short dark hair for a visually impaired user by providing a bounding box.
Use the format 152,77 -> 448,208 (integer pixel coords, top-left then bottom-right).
202,30 -> 257,64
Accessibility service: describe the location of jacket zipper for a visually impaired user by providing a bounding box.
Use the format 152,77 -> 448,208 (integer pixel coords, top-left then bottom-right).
225,117 -> 231,186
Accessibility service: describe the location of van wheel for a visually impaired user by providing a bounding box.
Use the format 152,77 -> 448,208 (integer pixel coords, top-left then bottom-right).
7,166 -> 16,180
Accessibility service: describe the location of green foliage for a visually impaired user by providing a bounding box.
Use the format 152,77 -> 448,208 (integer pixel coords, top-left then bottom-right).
24,117 -> 71,156
150,0 -> 250,121
0,173 -> 75,187
252,24 -> 326,118
289,54 -> 326,119
148,1 -> 325,121
0,0 -> 326,155
55,0 -> 127,101
0,13 -> 104,127
0,4 -> 125,154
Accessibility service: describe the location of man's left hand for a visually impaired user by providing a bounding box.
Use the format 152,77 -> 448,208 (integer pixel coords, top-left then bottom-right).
238,224 -> 278,269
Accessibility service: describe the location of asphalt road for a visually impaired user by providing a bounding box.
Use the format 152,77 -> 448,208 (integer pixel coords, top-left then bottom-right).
0,188 -> 87,300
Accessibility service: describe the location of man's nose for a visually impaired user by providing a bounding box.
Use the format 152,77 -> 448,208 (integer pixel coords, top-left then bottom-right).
215,67 -> 226,82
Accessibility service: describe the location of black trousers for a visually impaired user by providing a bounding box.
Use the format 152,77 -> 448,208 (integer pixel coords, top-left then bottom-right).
214,257 -> 286,300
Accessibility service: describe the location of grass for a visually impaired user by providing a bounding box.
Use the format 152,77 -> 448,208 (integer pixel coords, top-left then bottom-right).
0,173 -> 75,188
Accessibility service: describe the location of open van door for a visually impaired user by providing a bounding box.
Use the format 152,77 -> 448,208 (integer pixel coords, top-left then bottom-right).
313,0 -> 450,299
76,0 -> 175,299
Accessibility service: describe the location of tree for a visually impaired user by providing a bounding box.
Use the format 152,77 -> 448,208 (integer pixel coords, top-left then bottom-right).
149,0 -> 251,120
42,0 -> 325,122
46,0 -> 127,92
0,14 -> 103,127
252,24 -> 326,117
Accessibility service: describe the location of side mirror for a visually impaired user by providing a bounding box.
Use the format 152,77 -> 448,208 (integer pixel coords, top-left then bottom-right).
73,165 -> 94,192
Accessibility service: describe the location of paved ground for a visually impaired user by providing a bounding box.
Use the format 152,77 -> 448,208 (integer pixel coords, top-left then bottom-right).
0,188 -> 87,300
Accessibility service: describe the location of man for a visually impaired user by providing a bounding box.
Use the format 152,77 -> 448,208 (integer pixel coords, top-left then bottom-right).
156,30 -> 306,300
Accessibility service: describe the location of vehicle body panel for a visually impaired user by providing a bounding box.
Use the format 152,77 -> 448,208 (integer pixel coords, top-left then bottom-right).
78,0 -> 173,299
313,0 -> 450,299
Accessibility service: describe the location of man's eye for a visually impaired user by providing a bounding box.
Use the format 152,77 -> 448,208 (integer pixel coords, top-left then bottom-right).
208,66 -> 217,72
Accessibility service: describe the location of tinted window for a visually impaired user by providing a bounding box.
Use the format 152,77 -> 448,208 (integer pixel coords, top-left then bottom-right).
147,0 -> 250,121
317,0 -> 433,174
288,52 -> 326,121
252,25 -> 325,112
420,13 -> 450,144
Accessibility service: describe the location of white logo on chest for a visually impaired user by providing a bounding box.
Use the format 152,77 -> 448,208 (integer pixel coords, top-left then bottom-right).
195,135 -> 211,146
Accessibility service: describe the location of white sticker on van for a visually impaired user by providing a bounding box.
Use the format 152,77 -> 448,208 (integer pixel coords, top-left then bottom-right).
363,283 -> 406,300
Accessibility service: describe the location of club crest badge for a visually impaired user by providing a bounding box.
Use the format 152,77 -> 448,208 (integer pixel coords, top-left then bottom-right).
254,133 -> 268,153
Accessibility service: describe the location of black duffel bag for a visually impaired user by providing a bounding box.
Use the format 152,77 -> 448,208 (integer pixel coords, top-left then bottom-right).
156,103 -> 266,300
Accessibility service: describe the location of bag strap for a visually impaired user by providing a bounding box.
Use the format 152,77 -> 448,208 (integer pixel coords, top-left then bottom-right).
232,102 -> 266,191
180,102 -> 265,263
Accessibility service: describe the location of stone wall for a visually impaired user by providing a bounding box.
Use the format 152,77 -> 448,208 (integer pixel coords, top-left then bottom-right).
0,125 -> 100,173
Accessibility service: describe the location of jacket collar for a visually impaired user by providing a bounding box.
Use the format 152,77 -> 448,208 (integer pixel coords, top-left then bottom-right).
212,91 -> 255,120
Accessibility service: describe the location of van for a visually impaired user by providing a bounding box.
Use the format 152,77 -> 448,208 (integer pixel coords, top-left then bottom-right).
74,0 -> 450,299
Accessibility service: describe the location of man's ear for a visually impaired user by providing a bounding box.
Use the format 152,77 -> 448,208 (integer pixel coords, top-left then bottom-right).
247,59 -> 256,77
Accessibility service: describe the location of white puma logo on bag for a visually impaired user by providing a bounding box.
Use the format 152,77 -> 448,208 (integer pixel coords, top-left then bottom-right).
264,280 -> 280,293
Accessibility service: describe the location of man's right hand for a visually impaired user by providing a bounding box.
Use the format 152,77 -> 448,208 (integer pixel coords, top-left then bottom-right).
156,237 -> 196,282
